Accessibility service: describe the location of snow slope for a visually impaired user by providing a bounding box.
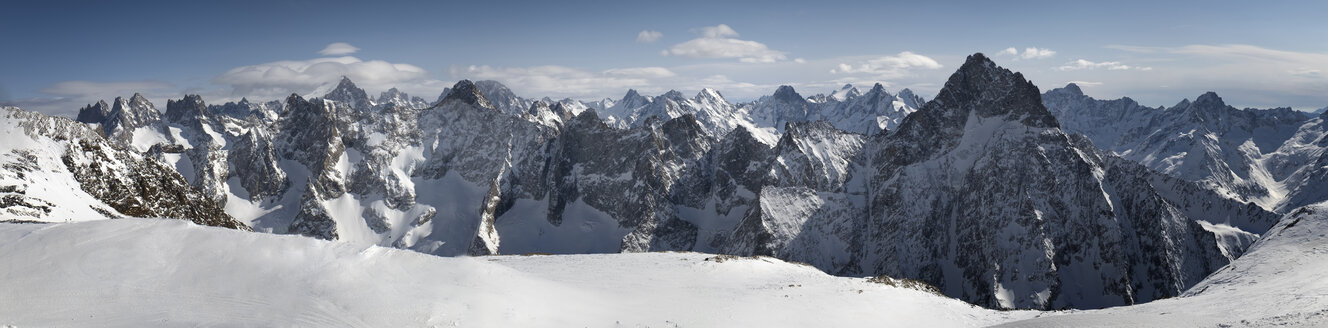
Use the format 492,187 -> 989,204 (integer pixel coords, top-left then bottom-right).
0,219 -> 1037,327
0,107 -> 121,223
996,201 -> 1328,327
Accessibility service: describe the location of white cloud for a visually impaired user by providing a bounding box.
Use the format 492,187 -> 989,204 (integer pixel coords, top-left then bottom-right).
212,55 -> 433,100
318,42 -> 360,56
698,24 -> 740,38
1055,59 -> 1150,71
636,30 -> 662,43
997,47 -> 1056,59
1020,47 -> 1056,59
829,51 -> 943,79
664,24 -> 789,63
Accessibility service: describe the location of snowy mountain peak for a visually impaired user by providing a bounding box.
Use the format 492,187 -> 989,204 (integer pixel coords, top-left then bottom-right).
440,79 -> 495,110
472,80 -> 528,114
828,84 -> 861,102
695,88 -> 725,102
897,88 -> 924,109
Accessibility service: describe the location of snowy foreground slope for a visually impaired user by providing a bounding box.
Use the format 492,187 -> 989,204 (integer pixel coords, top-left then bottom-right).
0,219 -> 1038,327
998,201 -> 1328,327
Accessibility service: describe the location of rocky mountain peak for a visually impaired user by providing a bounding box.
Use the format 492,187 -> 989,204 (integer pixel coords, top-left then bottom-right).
528,100 -> 551,114
1062,83 -> 1085,96
930,52 -> 1057,128
164,94 -> 210,124
76,100 -> 112,124
868,83 -> 887,95
129,93 -> 152,107
105,95 -> 160,132
440,80 -> 495,110
379,87 -> 406,101
619,89 -> 650,108
323,76 -> 371,109
111,96 -> 129,113
661,90 -> 686,101
773,85 -> 805,103
1193,91 -> 1227,109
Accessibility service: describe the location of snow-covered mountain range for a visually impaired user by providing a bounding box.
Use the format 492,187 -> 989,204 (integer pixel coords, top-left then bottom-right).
1043,84 -> 1328,213
3,52 -> 1325,312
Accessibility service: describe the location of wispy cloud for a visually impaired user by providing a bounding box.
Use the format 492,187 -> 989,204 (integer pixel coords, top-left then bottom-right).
603,67 -> 676,78
998,47 -> 1056,60
829,51 -> 943,79
1109,44 -> 1328,70
664,24 -> 788,63
636,30 -> 662,43
213,56 -> 432,100
1095,44 -> 1328,108
1055,59 -> 1151,71
318,42 -> 360,56
39,81 -> 173,97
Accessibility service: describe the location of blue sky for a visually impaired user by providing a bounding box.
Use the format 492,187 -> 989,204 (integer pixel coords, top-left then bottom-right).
3,0 -> 1327,117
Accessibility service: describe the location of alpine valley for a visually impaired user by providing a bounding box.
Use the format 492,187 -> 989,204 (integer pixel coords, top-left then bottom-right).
4,53 -> 1328,326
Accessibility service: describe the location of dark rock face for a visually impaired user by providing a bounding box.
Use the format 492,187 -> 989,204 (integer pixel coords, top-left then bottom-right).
439,80 -> 495,110
230,129 -> 288,201
75,100 -> 112,125
165,95 -> 211,125
279,94 -> 349,240
62,139 -> 248,230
